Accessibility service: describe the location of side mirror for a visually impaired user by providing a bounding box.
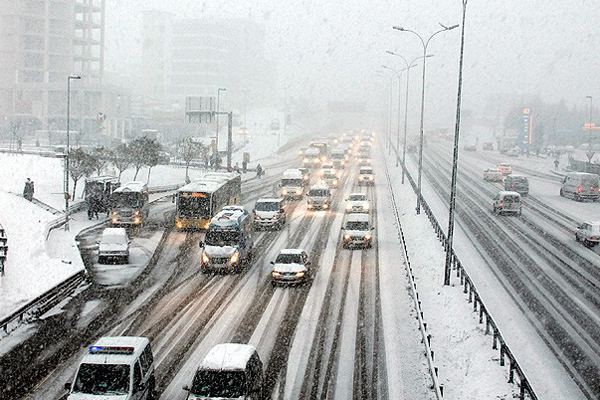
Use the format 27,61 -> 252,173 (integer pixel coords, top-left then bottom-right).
198,241 -> 204,248
340,227 -> 343,230
270,261 -> 275,265
371,227 -> 375,230
306,261 -> 312,266
183,385 -> 191,391
64,382 -> 72,391
280,209 -> 284,213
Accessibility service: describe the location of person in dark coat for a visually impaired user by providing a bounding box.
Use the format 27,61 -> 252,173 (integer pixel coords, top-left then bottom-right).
242,160 -> 247,173
23,178 -> 33,201
256,164 -> 263,179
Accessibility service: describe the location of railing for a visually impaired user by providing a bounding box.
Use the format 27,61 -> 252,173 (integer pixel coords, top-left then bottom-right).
0,223 -> 7,277
0,271 -> 86,337
388,144 -> 538,400
383,160 -> 444,399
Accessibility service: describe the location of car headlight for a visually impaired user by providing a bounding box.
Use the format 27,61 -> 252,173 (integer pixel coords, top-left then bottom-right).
303,158 -> 309,162
202,252 -> 210,264
134,210 -> 141,216
295,271 -> 305,277
307,204 -> 313,209
282,189 -> 287,195
272,271 -> 281,277
112,218 -> 118,223
176,221 -> 183,229
344,234 -> 351,240
333,180 -> 338,185
230,251 -> 240,264
365,234 -> 372,240
369,176 -> 374,180
134,217 -> 141,224
323,204 -> 329,209
255,215 -> 261,220
346,205 -> 352,210
112,211 -> 118,215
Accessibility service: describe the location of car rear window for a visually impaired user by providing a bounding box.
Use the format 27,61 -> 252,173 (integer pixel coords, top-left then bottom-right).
504,195 -> 520,203
309,189 -> 329,196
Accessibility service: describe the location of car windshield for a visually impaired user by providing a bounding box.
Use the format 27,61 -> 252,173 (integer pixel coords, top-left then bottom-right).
511,177 -> 527,183
110,192 -> 145,208
503,195 -> 520,204
360,169 -> 372,174
309,189 -> 329,197
72,363 -> 130,395
275,253 -> 304,264
177,194 -> 210,218
205,230 -> 240,246
324,173 -> 336,179
282,178 -> 303,187
346,221 -> 369,230
349,194 -> 367,201
256,202 -> 280,211
191,370 -> 246,397
101,235 -> 126,245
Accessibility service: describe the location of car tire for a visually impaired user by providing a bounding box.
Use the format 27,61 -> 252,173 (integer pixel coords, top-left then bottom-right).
575,193 -> 582,202
271,281 -> 277,287
98,256 -> 105,264
123,256 -> 129,264
575,234 -> 579,242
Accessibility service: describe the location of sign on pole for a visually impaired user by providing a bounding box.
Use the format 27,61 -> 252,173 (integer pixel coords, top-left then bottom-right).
185,97 -> 216,123
519,108 -> 532,148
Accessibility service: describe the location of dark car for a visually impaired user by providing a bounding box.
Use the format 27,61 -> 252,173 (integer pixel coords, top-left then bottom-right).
504,174 -> 529,196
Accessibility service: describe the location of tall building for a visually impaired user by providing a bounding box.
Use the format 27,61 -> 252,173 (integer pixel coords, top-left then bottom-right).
139,13 -> 274,112
0,0 -> 131,144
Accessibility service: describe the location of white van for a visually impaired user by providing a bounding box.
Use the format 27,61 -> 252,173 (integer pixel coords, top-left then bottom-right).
184,343 -> 263,399
65,336 -> 155,400
280,169 -> 304,199
98,228 -> 130,264
492,191 -> 522,216
560,172 -> 599,202
306,185 -> 332,210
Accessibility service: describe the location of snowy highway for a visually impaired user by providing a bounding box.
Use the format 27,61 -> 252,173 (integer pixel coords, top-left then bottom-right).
4,141 -> 435,400
411,140 -> 600,399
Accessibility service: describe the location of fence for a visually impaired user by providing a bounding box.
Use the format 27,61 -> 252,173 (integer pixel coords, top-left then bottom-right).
389,144 -> 538,400
0,223 -> 7,276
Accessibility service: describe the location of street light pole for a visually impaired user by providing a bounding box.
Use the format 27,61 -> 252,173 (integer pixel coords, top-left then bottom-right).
65,75 -> 81,231
216,87 -> 226,155
586,95 -> 593,162
394,23 -> 458,214
445,0 -> 468,285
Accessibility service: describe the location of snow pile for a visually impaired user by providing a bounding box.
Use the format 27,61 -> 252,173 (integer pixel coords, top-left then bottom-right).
381,158 -> 517,399
0,192 -> 83,318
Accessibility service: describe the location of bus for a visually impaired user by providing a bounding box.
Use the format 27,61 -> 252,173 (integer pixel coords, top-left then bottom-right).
109,181 -> 150,226
175,172 -> 242,230
309,140 -> 329,160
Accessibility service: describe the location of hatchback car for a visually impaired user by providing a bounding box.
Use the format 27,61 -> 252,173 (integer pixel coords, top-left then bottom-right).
575,221 -> 600,246
358,166 -> 375,186
270,249 -> 311,285
342,213 -> 374,248
492,191 -> 522,216
483,168 -> 503,182
345,193 -> 370,213
504,174 -> 529,196
253,198 -> 286,230
306,185 -> 331,210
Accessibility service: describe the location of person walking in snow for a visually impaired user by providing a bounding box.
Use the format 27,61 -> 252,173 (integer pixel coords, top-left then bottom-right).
23,178 -> 33,201
256,164 -> 263,179
242,160 -> 248,174
554,158 -> 559,171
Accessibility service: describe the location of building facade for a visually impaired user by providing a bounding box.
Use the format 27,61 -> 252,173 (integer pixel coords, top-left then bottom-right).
0,0 -> 131,144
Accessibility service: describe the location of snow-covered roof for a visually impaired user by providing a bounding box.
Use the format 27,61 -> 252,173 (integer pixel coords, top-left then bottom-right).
309,185 -> 330,191
360,167 -> 373,172
348,193 -> 367,198
283,169 -> 302,178
178,172 -> 240,194
81,336 -> 149,365
280,248 -> 305,255
101,227 -> 127,237
210,210 -> 246,228
200,343 -> 256,371
498,191 -> 521,197
113,181 -> 147,193
256,197 -> 283,203
346,213 -> 370,222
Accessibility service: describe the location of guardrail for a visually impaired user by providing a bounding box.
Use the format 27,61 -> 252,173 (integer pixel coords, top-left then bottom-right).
0,270 -> 86,337
383,160 -> 444,399
0,223 -> 7,276
389,144 -> 538,400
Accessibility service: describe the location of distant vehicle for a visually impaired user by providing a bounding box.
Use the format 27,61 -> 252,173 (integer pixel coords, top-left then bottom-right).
504,174 -> 529,196
560,172 -> 600,202
342,213 -> 374,249
297,167 -> 310,185
345,193 -> 370,213
498,136 -> 519,154
222,205 -> 250,219
464,144 -> 477,151
157,151 -> 171,164
308,140 -> 329,161
281,169 -> 304,199
492,191 -> 522,216
482,142 -> 494,150
320,163 -> 336,176
199,208 -> 254,273
253,197 -> 286,230
506,148 -> 520,157
330,148 -> 347,169
183,343 -> 263,400
306,185 -> 331,210
270,249 -> 312,285
483,168 -> 504,182
322,171 -> 339,188
358,151 -> 372,166
358,166 -> 374,186
298,147 -> 308,157
65,336 -> 155,400
497,163 -> 514,176
303,147 -> 322,168
575,221 -> 600,246
109,181 -> 149,226
97,228 -> 130,264
271,119 -> 280,130
175,172 -> 242,229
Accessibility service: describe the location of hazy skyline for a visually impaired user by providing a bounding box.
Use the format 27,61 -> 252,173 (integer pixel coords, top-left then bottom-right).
106,0 -> 600,131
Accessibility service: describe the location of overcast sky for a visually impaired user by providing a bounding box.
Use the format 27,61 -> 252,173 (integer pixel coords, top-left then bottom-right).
106,0 -> 600,130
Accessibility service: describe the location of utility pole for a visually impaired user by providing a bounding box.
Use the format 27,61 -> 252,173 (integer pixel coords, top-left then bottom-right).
65,75 -> 80,231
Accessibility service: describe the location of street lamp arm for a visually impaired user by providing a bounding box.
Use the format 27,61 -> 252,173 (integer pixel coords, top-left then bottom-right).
425,25 -> 457,50
393,26 -> 425,49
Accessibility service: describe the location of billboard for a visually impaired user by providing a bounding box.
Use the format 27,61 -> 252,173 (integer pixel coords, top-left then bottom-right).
185,96 -> 216,123
519,108 -> 532,148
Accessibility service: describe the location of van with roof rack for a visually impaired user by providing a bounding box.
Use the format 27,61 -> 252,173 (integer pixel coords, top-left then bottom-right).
199,208 -> 254,273
65,336 -> 155,400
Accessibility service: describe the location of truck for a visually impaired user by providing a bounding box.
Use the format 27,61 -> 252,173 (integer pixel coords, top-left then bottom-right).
109,181 -> 150,226
498,136 -> 519,154
280,169 -> 304,199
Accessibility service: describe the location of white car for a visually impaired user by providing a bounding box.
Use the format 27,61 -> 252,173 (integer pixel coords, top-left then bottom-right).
342,213 -> 374,249
575,221 -> 600,246
98,228 -> 130,264
506,148 -> 520,157
483,168 -> 503,182
497,163 -> 514,176
270,249 -> 311,285
345,193 -> 370,213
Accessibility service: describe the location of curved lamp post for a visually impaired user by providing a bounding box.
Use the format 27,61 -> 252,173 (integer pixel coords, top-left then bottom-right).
393,23 -> 458,214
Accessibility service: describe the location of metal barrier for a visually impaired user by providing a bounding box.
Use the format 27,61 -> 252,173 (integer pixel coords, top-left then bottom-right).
0,270 -> 86,337
0,223 -> 7,276
383,160 -> 444,399
389,144 -> 538,400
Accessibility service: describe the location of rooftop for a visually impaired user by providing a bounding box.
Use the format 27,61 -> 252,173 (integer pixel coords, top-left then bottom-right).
200,343 -> 256,371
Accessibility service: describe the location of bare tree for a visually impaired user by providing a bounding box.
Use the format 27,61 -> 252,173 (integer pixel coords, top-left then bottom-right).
129,137 -> 161,182
179,137 -> 203,182
69,148 -> 95,198
90,147 -> 110,176
112,144 -> 132,182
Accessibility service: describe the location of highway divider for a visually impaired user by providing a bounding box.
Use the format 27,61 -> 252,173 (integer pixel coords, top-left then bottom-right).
389,144 -> 538,400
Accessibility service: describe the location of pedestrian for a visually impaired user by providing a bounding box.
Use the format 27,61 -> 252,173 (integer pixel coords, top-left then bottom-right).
242,160 -> 248,174
554,158 -> 559,171
261,167 -> 266,178
17,139 -> 22,152
256,164 -> 263,179
30,180 -> 34,200
23,178 -> 32,201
